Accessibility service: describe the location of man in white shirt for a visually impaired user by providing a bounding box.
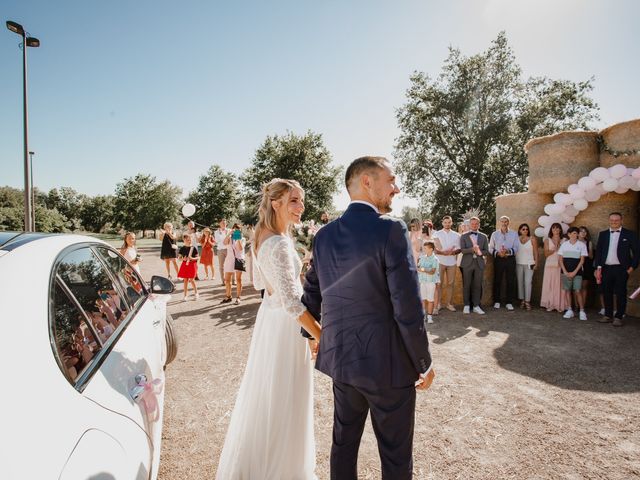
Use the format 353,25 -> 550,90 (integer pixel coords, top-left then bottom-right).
214,219 -> 230,286
433,215 -> 461,311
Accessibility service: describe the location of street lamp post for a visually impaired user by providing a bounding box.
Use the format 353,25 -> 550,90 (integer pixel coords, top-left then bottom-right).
6,20 -> 40,232
29,150 -> 35,230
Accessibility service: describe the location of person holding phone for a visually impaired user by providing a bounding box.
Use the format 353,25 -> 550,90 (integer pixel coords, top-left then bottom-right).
515,223 -> 539,310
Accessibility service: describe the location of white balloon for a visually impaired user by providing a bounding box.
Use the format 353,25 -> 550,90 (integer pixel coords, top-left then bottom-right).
560,223 -> 570,234
538,215 -> 550,227
561,213 -> 575,223
573,198 -> 588,211
615,185 -> 629,194
554,192 -> 571,205
550,203 -> 566,215
181,203 -> 196,217
564,205 -> 579,216
594,183 -> 607,194
534,227 -> 546,238
619,175 -> 636,189
632,179 -> 640,191
609,164 -> 627,179
548,215 -> 562,224
632,168 -> 640,179
627,167 -> 635,176
584,189 -> 601,202
590,167 -> 610,182
567,184 -> 585,199
602,178 -> 619,192
578,176 -> 596,190
543,203 -> 555,215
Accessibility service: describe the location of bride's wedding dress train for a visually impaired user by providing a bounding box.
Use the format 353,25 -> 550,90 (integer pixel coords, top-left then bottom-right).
215,235 -> 316,479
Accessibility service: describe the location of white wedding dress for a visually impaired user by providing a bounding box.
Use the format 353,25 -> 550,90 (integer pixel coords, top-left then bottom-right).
215,234 -> 316,480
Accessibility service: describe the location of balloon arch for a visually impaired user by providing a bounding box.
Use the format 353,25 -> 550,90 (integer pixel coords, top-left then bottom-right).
535,163 -> 640,237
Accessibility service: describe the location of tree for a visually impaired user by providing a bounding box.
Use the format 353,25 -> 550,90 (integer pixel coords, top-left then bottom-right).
241,131 -> 342,222
46,187 -> 87,230
0,186 -> 66,232
113,174 -> 182,232
394,32 -> 599,226
186,165 -> 240,227
79,195 -> 115,233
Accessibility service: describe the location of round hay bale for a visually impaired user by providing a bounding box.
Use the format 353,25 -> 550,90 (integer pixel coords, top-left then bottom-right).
599,119 -> 640,168
573,191 -> 638,239
526,131 -> 599,194
495,192 -> 553,232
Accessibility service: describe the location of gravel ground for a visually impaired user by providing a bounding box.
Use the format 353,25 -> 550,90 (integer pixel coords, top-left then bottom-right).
138,248 -> 640,480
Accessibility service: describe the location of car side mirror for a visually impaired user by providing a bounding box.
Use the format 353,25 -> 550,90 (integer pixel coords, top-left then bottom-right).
150,275 -> 175,294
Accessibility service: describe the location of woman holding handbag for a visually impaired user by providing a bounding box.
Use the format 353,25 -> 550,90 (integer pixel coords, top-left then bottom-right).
221,223 -> 245,305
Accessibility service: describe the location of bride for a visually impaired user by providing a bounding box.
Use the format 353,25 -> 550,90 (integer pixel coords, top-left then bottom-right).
215,178 -> 322,479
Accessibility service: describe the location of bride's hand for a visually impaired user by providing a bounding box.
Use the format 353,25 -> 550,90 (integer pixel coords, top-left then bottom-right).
308,339 -> 319,360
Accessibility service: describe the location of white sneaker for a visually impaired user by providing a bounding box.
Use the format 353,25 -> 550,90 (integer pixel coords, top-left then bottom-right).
446,304 -> 456,312
563,309 -> 575,319
579,310 -> 587,321
473,306 -> 485,315
599,308 -> 605,316
506,303 -> 514,311
194,293 -> 200,300
493,302 -> 500,309
427,315 -> 434,324
463,306 -> 470,314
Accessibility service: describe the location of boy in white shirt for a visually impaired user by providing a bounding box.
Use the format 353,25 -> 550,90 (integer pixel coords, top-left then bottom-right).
558,226 -> 588,320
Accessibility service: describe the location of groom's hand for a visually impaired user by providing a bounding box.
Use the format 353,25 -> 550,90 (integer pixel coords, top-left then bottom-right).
416,369 -> 435,391
308,339 -> 319,360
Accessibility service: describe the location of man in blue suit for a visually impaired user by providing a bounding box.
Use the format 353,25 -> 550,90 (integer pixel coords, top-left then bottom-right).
304,156 -> 435,480
594,211 -> 640,326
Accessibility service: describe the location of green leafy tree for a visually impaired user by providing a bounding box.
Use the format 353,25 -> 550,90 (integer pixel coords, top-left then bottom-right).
241,131 -> 342,222
0,186 -> 67,232
34,205 -> 67,232
79,195 -> 115,233
46,187 -> 87,229
186,165 -> 240,227
113,174 -> 182,232
394,32 -> 599,226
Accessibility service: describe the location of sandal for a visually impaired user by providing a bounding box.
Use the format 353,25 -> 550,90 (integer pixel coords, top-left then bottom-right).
234,297 -> 241,305
220,296 -> 232,304
525,301 -> 532,311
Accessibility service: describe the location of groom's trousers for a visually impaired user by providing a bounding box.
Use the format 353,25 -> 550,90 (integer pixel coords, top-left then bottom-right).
331,380 -> 416,480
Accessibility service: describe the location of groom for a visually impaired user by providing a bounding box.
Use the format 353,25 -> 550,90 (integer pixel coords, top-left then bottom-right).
305,156 -> 435,480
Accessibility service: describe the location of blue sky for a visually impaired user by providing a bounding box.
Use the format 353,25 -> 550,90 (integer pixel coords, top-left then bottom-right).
2,0 -> 639,213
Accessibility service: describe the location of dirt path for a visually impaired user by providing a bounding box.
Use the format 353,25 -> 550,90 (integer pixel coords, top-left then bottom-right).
139,249 -> 640,479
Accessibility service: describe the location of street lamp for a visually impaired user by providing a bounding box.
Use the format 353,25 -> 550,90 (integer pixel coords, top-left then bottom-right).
29,151 -> 35,230
6,20 -> 40,232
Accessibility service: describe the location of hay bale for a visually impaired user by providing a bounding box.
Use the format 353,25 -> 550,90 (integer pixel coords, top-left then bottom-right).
573,191 -> 638,238
495,192 -> 553,232
526,131 -> 599,194
599,119 -> 640,168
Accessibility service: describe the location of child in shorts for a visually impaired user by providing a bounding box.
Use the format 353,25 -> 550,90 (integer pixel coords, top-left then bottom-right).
558,226 -> 588,320
417,240 -> 440,324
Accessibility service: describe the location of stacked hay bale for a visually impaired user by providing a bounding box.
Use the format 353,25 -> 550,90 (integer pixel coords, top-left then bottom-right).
598,119 -> 640,168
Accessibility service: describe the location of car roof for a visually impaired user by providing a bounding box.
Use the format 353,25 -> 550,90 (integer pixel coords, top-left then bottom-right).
0,232 -> 53,252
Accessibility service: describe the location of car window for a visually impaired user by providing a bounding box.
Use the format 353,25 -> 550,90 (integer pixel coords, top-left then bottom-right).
55,247 -> 130,345
52,282 -> 101,383
95,247 -> 146,308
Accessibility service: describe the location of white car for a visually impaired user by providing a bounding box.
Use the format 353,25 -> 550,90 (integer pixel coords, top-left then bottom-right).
0,232 -> 178,480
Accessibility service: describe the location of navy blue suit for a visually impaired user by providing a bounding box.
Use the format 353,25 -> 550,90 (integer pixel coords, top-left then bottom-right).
594,227 -> 640,318
304,202 -> 432,480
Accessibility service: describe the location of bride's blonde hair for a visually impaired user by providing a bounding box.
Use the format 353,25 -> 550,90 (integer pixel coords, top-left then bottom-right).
254,178 -> 304,252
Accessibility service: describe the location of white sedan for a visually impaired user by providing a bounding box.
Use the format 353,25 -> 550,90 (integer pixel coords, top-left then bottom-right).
0,232 -> 178,480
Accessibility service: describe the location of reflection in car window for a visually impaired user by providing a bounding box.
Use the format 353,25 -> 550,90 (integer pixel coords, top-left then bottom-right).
95,247 -> 145,308
52,283 -> 101,382
56,248 -> 129,345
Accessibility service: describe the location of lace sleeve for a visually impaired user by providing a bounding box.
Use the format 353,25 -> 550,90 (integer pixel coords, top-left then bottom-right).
252,249 -> 265,291
268,237 -> 306,318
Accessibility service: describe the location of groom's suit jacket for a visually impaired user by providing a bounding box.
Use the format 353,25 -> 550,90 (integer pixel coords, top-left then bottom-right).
306,202 -> 432,390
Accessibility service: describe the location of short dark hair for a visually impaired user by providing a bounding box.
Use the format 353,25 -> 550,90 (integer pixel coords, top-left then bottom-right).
424,240 -> 435,249
442,215 -> 452,221
345,156 -> 388,192
567,226 -> 580,235
609,212 -> 622,218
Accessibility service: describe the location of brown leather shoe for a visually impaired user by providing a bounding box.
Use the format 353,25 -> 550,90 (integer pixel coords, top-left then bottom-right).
612,318 -> 624,327
598,316 -> 613,323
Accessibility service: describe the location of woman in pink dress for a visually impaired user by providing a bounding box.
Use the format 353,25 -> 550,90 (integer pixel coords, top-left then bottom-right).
540,223 -> 566,313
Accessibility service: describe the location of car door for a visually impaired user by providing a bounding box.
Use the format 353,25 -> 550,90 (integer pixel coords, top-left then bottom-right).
50,254 -> 153,480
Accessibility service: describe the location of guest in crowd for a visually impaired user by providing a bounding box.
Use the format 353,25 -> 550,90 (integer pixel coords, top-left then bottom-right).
408,218 -> 423,262
120,231 -> 141,275
186,220 -> 201,280
460,217 -> 489,314
433,215 -> 460,312
558,227 -> 588,320
215,219 -> 232,287
160,222 -> 180,279
417,241 -> 440,324
515,223 -> 539,310
421,220 -> 440,312
594,212 -> 640,327
319,211 -> 330,226
578,226 -> 598,312
489,216 -> 519,310
221,223 -> 246,305
199,227 -> 216,280
178,233 -> 199,301
540,223 -> 566,313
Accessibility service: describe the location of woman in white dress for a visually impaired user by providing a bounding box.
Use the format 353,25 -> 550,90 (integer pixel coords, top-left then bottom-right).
215,178 -> 322,480
120,231 -> 141,275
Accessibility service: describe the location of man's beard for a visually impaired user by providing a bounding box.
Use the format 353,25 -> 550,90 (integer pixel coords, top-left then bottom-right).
321,218 -> 328,224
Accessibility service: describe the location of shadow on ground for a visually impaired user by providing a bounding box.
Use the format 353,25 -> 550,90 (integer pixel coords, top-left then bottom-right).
428,309 -> 640,393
